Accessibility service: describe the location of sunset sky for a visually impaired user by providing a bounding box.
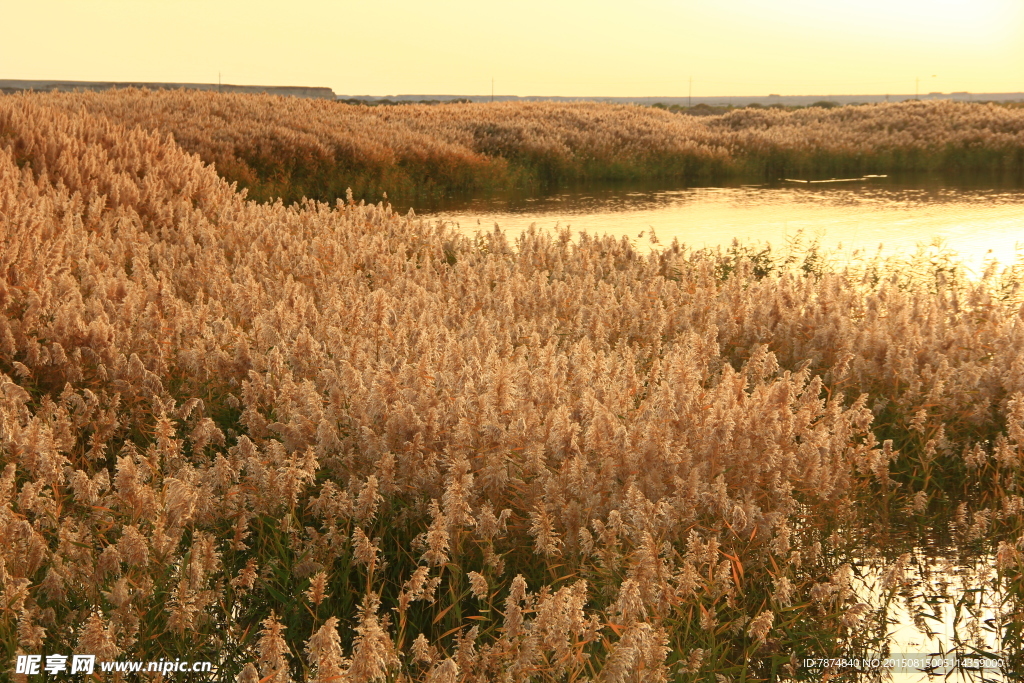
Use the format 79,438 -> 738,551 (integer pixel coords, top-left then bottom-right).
4,0 -> 1022,97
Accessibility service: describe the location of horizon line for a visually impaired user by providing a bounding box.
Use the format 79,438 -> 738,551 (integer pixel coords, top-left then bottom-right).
3,79 -> 1023,103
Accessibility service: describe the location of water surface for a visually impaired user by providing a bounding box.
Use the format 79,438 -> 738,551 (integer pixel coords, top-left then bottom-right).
420,177 -> 1024,271
852,543 -> 1008,682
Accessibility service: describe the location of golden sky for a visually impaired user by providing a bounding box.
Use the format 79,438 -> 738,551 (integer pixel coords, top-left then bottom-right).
4,0 -> 1022,97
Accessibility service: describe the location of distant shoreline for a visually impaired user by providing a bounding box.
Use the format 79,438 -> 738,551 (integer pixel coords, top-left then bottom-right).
340,92 -> 1024,106
2,79 -> 1022,106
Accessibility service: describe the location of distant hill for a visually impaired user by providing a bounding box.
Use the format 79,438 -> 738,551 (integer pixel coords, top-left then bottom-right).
0,79 -> 335,99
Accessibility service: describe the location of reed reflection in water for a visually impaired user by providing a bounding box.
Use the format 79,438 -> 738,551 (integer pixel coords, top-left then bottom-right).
852,545 -> 1008,682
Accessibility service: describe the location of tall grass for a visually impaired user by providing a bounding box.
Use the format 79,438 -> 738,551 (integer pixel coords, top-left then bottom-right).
16,89 -> 1024,205
3,94 -> 1024,681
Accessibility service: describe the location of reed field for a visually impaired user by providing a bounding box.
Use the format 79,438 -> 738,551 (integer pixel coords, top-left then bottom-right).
26,89 -> 1024,205
3,92 -> 1024,681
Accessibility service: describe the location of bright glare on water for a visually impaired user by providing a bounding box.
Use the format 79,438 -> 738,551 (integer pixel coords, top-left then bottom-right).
421,178 -> 1024,273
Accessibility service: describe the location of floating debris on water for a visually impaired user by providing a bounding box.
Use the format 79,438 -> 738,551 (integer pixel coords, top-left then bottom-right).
784,174 -> 889,183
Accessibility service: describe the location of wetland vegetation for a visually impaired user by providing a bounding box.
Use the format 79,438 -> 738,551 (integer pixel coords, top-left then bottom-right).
2,91 -> 1024,681
22,89 -> 1024,206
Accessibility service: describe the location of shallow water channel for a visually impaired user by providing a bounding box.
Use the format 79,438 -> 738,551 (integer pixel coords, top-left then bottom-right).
418,176 -> 1024,272
419,177 -> 1024,679
847,540 -> 1007,682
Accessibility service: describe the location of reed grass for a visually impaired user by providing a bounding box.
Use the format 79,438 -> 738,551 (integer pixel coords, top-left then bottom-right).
2,93 -> 1024,681
14,89 -> 1024,206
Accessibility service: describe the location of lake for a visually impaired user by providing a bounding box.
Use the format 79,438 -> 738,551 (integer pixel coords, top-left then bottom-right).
418,176 -> 1024,273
